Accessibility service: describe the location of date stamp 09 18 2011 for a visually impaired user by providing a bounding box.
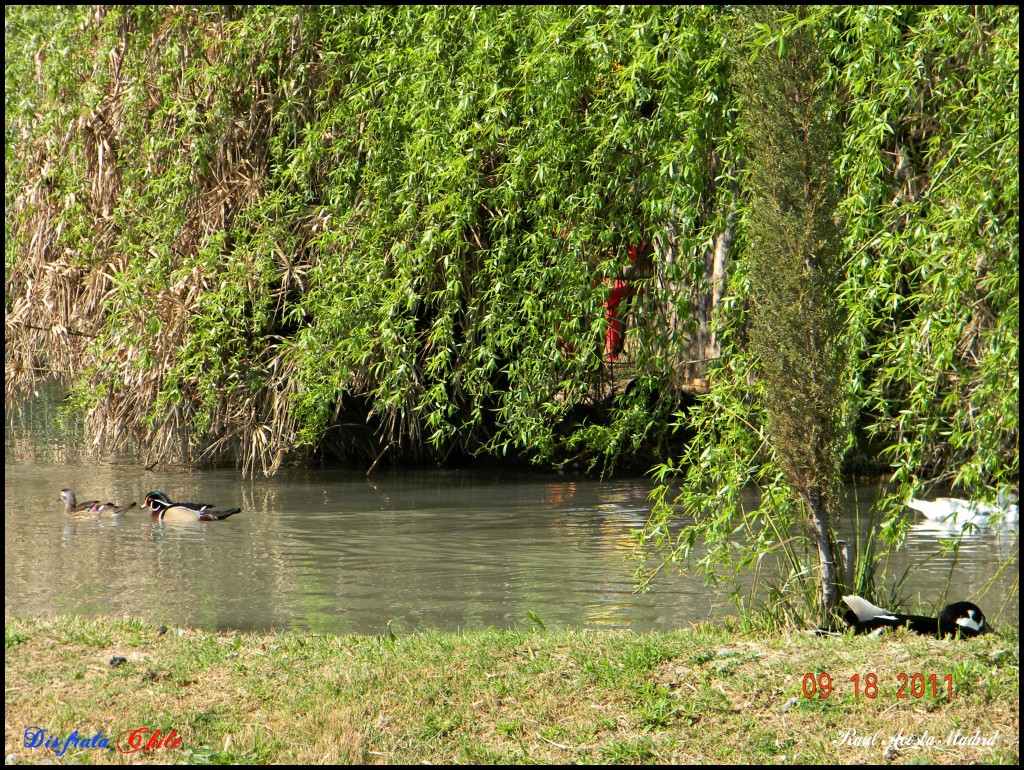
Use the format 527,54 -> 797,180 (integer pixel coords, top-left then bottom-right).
802,671 -> 953,699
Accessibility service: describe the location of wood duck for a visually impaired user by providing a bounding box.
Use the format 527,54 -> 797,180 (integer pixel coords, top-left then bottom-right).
142,491 -> 241,522
842,595 -> 990,638
906,485 -> 1018,526
59,489 -> 137,518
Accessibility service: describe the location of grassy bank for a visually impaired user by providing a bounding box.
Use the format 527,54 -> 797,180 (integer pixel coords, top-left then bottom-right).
4,616 -> 1018,764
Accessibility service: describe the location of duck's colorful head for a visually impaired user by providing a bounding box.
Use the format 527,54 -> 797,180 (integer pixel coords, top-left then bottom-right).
142,491 -> 171,512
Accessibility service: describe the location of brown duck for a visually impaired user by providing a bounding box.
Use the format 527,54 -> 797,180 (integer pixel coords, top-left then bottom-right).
59,488 -> 137,519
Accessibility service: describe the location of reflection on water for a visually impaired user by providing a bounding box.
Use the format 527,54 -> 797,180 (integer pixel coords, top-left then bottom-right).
5,395 -> 1019,635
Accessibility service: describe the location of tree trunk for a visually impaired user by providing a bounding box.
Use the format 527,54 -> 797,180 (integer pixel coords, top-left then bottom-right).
806,486 -> 840,615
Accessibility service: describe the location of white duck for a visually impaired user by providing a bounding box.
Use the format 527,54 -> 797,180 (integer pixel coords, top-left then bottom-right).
906,486 -> 1018,526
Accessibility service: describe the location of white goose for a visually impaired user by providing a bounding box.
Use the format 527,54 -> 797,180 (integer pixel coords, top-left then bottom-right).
906,486 -> 1019,526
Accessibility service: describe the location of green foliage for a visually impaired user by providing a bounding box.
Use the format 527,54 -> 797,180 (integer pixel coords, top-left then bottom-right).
642,5 -> 1017,622
6,5 -> 736,473
832,5 -> 1019,511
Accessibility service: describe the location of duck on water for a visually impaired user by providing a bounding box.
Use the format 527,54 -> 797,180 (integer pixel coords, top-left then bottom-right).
59,489 -> 136,519
906,486 -> 1018,527
142,491 -> 241,522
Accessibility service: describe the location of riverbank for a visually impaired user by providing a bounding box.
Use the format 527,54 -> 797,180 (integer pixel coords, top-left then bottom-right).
4,616 -> 1018,764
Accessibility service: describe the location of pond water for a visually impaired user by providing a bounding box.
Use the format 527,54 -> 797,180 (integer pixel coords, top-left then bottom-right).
5,397 -> 1019,636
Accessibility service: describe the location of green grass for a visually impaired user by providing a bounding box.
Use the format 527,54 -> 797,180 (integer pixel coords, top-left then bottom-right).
4,616 -> 1019,764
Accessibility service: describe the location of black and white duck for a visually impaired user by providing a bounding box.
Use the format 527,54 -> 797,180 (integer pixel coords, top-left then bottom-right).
841,595 -> 990,638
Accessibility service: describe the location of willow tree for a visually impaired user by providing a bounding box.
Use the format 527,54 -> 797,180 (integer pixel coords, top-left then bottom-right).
834,5 -> 1019,512
4,6 -> 736,474
735,7 -> 847,613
